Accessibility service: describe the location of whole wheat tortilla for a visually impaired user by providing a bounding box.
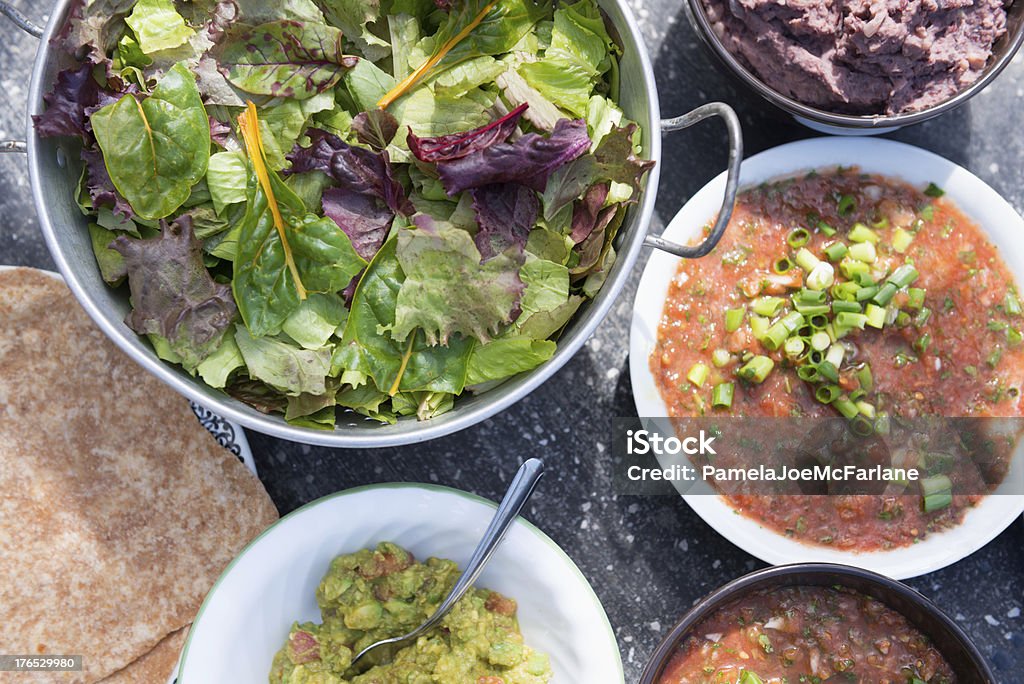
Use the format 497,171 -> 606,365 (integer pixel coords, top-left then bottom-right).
0,268 -> 278,683
98,627 -> 188,684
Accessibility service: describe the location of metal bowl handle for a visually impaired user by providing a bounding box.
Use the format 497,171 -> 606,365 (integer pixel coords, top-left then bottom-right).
644,102 -> 743,258
0,1 -> 42,38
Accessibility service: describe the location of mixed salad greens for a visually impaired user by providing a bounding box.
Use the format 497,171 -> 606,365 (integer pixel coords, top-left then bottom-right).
35,0 -> 653,427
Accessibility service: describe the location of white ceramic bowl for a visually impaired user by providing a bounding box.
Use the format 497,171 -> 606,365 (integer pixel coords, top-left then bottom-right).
178,484 -> 623,683
629,137 -> 1024,580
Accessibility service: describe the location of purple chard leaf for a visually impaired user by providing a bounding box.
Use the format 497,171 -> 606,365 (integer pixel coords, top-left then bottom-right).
407,103 -> 528,163
437,118 -> 591,196
470,184 -> 539,261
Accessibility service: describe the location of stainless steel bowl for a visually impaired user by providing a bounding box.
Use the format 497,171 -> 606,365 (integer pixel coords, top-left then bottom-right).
3,0 -> 743,447
686,0 -> 1024,134
640,563 -> 996,683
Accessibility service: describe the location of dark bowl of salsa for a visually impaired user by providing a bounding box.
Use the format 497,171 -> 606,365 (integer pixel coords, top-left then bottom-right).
640,563 -> 994,684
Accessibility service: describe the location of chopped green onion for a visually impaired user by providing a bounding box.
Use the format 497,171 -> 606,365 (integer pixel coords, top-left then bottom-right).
823,242 -> 849,262
687,362 -> 709,387
856,401 -> 876,418
836,311 -> 868,330
1006,290 -> 1022,317
871,216 -> 890,230
833,281 -> 860,301
849,388 -> 866,402
872,283 -> 899,307
773,257 -> 793,274
987,346 -> 1003,368
794,248 -> 820,272
907,288 -> 926,309
752,296 -> 784,317
892,227 -> 914,253
848,241 -> 877,263
817,361 -> 840,383
825,343 -> 846,368
921,474 -> 952,497
895,311 -> 911,327
924,182 -> 945,198
888,264 -> 920,289
795,288 -> 828,304
787,227 -> 811,248
750,314 -> 769,340
833,396 -> 859,419
797,365 -> 820,382
725,307 -> 745,332
810,331 -> 832,351
853,270 -> 876,287
1007,327 -> 1023,346
837,194 -> 856,216
712,349 -> 732,368
815,384 -> 841,404
914,307 -> 932,327
856,365 -> 874,392
784,337 -> 805,359
762,312 -> 804,351
807,262 -> 836,291
874,412 -> 891,435
738,355 -> 775,384
864,303 -> 887,329
794,302 -> 830,316
832,300 -> 861,314
855,285 -> 879,302
914,333 -> 931,354
808,314 -> 829,329
848,222 -> 879,243
850,415 -> 874,436
712,382 -> 734,408
923,492 -> 953,513
840,258 -> 869,281
817,220 -> 837,236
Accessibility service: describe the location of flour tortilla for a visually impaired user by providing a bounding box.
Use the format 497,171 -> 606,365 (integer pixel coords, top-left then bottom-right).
99,627 -> 188,684
0,268 -> 278,683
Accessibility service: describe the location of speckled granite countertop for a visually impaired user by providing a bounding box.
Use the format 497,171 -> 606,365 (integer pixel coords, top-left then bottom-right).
1,1 -> 1021,681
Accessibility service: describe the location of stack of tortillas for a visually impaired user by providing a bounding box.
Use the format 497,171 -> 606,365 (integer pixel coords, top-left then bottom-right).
0,268 -> 279,683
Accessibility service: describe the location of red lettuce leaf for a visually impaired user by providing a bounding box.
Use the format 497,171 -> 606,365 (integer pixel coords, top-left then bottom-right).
408,103 -> 528,163
287,129 -> 412,215
470,184 -> 538,261
33,64 -> 103,139
111,216 -> 237,369
81,146 -> 134,219
287,129 -> 412,261
437,118 -> 590,196
570,182 -> 609,244
322,187 -> 395,261
209,117 -> 233,148
352,109 -> 399,152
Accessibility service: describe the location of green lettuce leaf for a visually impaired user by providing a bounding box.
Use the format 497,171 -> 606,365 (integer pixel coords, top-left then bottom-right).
111,216 -> 238,371
90,62 -> 210,220
235,326 -> 332,396
516,296 -> 584,339
318,0 -> 391,62
282,292 -> 348,349
235,0 -> 326,23
219,21 -> 358,99
88,223 -> 127,284
196,330 -> 246,388
124,0 -> 195,54
333,237 -> 473,395
466,337 -> 556,385
336,382 -> 395,423
518,59 -> 592,117
207,151 -> 249,215
392,219 -> 524,345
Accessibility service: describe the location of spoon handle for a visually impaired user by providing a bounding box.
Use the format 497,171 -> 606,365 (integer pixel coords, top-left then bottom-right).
410,458 -> 545,638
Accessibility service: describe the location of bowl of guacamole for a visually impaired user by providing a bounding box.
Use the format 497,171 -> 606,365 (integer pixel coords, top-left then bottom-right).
270,542 -> 552,683
177,484 -> 622,683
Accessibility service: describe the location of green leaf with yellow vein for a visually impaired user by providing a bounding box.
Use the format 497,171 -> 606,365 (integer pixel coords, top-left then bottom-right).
90,62 -> 210,220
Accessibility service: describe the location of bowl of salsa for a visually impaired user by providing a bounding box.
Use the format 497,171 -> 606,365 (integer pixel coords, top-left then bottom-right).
629,137 -> 1024,579
639,563 -> 994,684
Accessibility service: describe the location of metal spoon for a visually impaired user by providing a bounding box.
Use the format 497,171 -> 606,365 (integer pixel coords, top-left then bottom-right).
350,458 -> 546,669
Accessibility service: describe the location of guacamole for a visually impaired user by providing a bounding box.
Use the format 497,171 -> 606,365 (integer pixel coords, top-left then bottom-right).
269,543 -> 552,684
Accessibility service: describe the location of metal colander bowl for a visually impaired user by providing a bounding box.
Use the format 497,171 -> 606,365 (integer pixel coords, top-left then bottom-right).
10,0 -> 742,447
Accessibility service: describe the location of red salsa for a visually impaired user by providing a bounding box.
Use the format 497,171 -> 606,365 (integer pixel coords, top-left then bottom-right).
659,585 -> 956,683
651,169 -> 1023,550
